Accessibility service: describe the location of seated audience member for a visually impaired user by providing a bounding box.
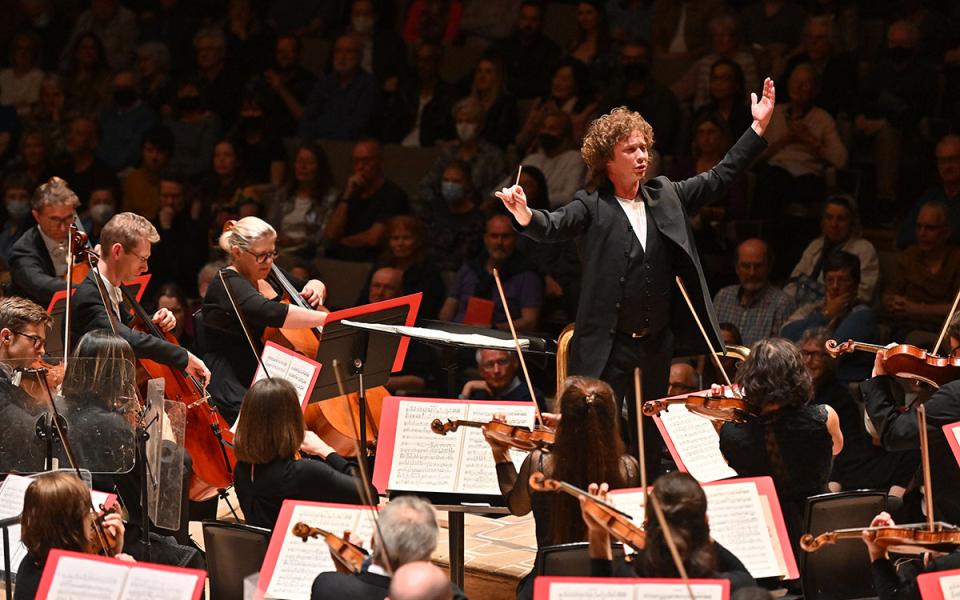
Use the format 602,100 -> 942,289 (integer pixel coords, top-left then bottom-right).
136,41 -> 175,113
739,0 -> 806,61
583,471 -> 755,592
417,98 -> 506,208
513,111 -> 586,208
1,32 -> 44,117
485,1 -> 561,100
344,0 -> 407,93
422,160 -> 485,274
0,173 -> 36,263
258,34 -> 317,137
713,239 -> 795,346
197,139 -> 250,232
383,41 -> 456,147
97,70 -> 158,172
60,33 -> 112,116
781,16 -> 858,118
692,58 -> 752,142
388,561 -> 456,600
153,282 -> 195,352
719,338 -> 842,548
14,472 -> 130,600
162,81 -> 223,180
267,143 -> 338,258
122,125 -> 174,220
326,139 -> 410,262
782,251 -> 877,383
9,129 -> 55,186
80,186 -> 118,247
651,0 -> 726,59
9,177 -> 80,307
53,115 -> 119,212
150,175 -> 209,297
25,76 -> 69,157
438,213 -> 542,333
667,360 -> 701,396
234,378 -> 374,530
897,135 -> 960,249
755,63 -> 847,217
460,349 -> 544,409
863,511 -> 960,600
402,0 -> 462,45
785,195 -> 878,307
299,33 -> 381,141
229,92 -> 286,185
61,0 -> 137,71
672,15 -> 759,111
515,59 -> 596,151
566,0 -> 616,89
373,216 -> 445,318
883,200 -> 960,337
799,328 -> 916,496
669,112 -> 746,217
191,27 -> 245,127
311,496 -> 465,600
464,57 -> 519,151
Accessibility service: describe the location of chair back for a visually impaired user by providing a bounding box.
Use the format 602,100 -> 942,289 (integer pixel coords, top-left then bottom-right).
536,542 -> 627,577
801,490 -> 887,600
202,520 -> 272,600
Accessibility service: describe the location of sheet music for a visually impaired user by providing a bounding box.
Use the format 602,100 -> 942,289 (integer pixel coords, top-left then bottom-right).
341,319 -> 530,350
119,567 -> 199,600
253,342 -> 321,405
387,402 -> 467,492
940,574 -> 960,599
635,584 -> 724,600
658,405 -> 736,483
456,404 -> 535,494
545,582 -> 723,600
45,555 -> 128,599
264,504 -> 371,600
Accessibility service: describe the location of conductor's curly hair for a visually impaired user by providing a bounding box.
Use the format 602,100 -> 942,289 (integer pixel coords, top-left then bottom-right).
581,107 -> 655,186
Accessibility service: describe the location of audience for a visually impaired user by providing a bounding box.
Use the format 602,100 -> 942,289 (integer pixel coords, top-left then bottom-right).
486,1 -> 561,101
673,14 -> 759,111
897,134 -> 960,249
781,16 -> 858,118
97,70 -> 157,172
122,125 -> 174,221
258,34 -> 317,138
54,115 -> 118,211
515,58 -> 596,151
383,41 -> 456,147
460,348 -> 544,409
421,159 -> 485,274
0,32 -> 45,116
513,110 -> 586,207
267,142 -> 338,257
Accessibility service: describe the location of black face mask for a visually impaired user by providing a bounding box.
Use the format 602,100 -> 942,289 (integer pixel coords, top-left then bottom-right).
538,133 -> 561,153
113,87 -> 139,109
240,115 -> 264,132
622,62 -> 650,83
176,95 -> 202,113
887,47 -> 913,63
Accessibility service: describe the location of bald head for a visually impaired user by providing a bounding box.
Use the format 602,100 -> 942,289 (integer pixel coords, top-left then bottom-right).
735,239 -> 771,292
369,267 -> 403,303
668,362 -> 699,396
387,562 -> 451,600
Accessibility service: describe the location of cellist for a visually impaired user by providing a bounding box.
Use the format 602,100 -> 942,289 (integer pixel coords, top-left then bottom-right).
200,216 -> 328,424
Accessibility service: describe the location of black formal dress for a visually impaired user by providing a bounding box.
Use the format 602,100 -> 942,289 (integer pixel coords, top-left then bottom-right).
311,567 -> 469,600
872,551 -> 960,600
8,226 -> 67,308
518,127 -> 767,472
591,541 -> 756,592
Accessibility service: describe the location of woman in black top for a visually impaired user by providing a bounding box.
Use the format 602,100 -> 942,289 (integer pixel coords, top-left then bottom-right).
233,378 -> 376,530
484,376 -> 639,600
582,471 -> 756,592
15,471 -> 129,600
200,216 -> 328,423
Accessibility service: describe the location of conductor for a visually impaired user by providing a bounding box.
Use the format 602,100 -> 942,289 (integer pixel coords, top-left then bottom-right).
496,78 -> 777,476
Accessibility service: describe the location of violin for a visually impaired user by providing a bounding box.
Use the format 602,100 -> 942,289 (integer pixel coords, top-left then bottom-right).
800,521 -> 960,554
431,418 -> 555,452
528,472 -> 646,552
291,521 -> 367,574
90,503 -> 121,556
15,361 -> 65,408
826,339 -> 960,388
641,393 -> 757,424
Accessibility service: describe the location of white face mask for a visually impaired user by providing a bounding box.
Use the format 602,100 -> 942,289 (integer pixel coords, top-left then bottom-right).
456,123 -> 478,142
89,204 -> 115,224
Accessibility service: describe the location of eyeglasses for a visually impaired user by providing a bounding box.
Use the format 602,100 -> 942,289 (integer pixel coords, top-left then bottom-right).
244,249 -> 279,264
125,248 -> 150,264
45,214 -> 77,227
479,358 -> 513,369
11,330 -> 44,349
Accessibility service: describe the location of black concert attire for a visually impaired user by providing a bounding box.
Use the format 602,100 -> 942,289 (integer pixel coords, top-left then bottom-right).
310,568 -> 468,600
233,454 -> 375,530
8,226 -> 67,308
861,376 -> 960,525
517,128 -> 767,474
872,551 -> 960,600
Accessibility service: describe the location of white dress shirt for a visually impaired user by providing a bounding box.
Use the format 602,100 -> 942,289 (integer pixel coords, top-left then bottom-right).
616,195 -> 648,251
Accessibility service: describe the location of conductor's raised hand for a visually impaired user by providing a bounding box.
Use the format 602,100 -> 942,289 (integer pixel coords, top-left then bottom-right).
495,184 -> 533,227
750,77 -> 776,136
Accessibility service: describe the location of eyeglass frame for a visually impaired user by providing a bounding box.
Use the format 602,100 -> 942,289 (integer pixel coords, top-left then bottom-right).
243,248 -> 279,264
11,330 -> 45,349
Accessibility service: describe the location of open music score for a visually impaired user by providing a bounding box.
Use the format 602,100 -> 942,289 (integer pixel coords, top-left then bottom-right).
372,396 -> 537,496
919,568 -> 960,600
943,422 -> 960,470
251,341 -> 323,408
257,500 -> 378,600
36,549 -> 205,600
0,474 -> 115,576
608,477 -> 798,580
533,576 -> 730,600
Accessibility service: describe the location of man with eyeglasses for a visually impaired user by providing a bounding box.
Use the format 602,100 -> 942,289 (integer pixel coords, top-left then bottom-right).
8,176 -> 82,308
459,348 -> 543,409
70,212 -> 210,385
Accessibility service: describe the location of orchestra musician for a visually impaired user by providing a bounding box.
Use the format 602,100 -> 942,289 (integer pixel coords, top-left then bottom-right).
8,176 -> 79,308
69,212 -> 210,385
495,78 -> 777,476
482,376 -> 639,600
233,378 -> 376,530
200,216 -> 328,424
14,471 -> 129,600
581,471 -> 755,592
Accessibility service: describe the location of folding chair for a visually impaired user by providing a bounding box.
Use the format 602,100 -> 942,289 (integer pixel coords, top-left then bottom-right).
535,542 -> 627,577
202,520 -> 272,600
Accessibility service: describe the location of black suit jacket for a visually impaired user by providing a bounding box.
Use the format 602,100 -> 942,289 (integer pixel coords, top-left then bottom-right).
520,127 -> 767,377
311,570 -> 469,600
70,271 -> 188,370
8,226 -> 66,308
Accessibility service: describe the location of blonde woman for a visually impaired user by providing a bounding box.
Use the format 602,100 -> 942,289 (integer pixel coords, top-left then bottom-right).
200,216 -> 328,422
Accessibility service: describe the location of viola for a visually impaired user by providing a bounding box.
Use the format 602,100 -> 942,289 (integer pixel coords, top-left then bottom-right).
528,472 -> 646,552
826,339 -> 960,388
800,521 -> 960,554
642,393 -> 757,424
431,418 -> 555,452
291,521 -> 367,574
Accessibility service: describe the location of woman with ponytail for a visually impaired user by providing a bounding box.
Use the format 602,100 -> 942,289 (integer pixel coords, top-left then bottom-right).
483,376 -> 639,600
718,337 -> 842,548
581,471 -> 755,591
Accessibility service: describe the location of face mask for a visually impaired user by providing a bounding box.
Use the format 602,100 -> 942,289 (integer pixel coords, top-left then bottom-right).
352,16 -> 374,34
113,87 -> 139,109
176,95 -> 202,113
5,199 -> 30,220
240,115 -> 264,131
456,123 -> 477,142
538,133 -> 561,153
441,181 -> 465,204
623,62 -> 650,83
89,204 -> 115,223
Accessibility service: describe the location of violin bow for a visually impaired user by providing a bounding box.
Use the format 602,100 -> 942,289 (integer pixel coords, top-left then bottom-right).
674,276 -> 739,396
932,285 -> 960,356
218,269 -> 271,379
331,358 -> 394,575
491,268 -> 544,429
